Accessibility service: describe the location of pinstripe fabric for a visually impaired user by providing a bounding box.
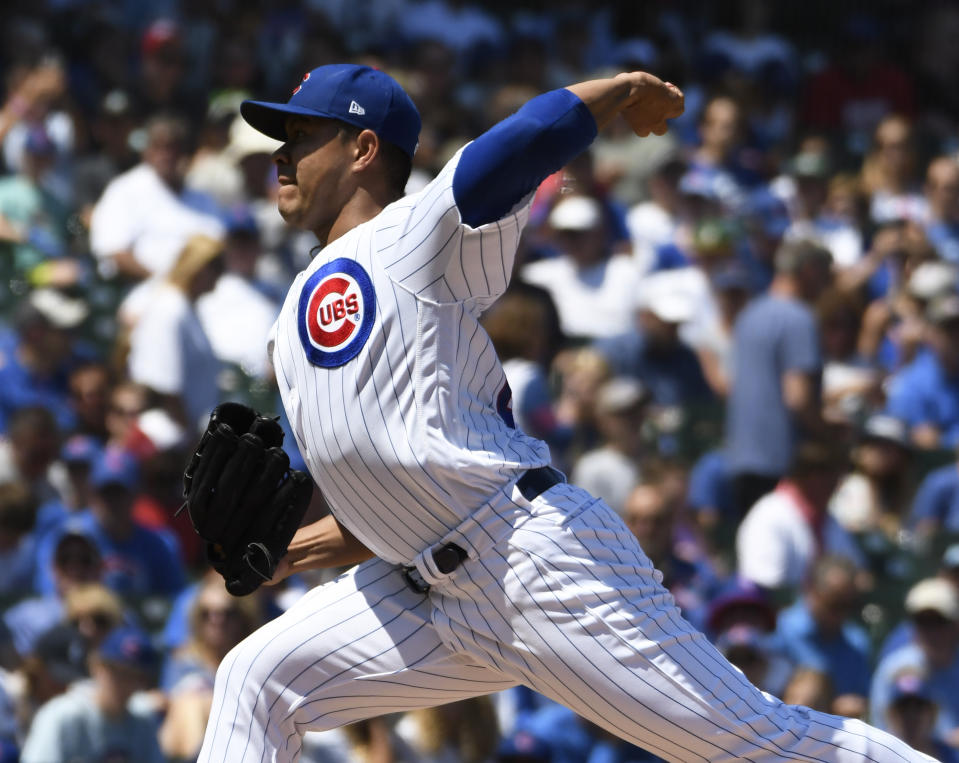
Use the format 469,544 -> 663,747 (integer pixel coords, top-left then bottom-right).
198,485 -> 935,763
272,148 -> 548,566
206,148 -> 938,763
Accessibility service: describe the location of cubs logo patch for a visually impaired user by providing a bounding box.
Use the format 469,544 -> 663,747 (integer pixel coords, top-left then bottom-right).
291,70 -> 310,96
297,258 -> 375,367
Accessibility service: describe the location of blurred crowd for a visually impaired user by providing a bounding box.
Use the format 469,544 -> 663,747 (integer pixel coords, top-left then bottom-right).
3,0 -> 959,761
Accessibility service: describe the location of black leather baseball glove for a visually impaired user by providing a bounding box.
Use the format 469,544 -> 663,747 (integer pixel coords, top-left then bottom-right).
182,402 -> 312,596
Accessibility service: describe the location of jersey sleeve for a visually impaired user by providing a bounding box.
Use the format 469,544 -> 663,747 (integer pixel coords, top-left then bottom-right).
377,149 -> 531,308
379,88 -> 596,308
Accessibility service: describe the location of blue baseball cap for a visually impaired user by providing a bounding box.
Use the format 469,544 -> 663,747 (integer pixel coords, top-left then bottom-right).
241,64 -> 421,159
98,626 -> 158,672
61,434 -> 102,465
90,446 -> 139,491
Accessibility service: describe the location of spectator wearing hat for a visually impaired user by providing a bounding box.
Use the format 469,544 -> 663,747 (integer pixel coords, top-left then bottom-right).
0,481 -> 37,597
34,446 -> 186,598
571,378 -> 649,517
774,555 -> 871,718
0,289 -> 90,434
828,414 -> 913,536
3,528 -> 102,660
736,440 -> 865,600
886,292 -> 959,449
521,194 -> 640,343
922,156 -> 959,264
197,209 -> 281,379
127,233 -> 224,432
870,578 -> 959,743
89,113 -> 224,281
621,479 -> 720,632
20,625 -> 163,763
0,406 -> 64,506
779,136 -> 864,269
725,238 -> 833,516
625,155 -> 686,275
0,124 -> 69,277
592,272 -> 713,411
886,671 -> 959,763
9,623 -> 90,747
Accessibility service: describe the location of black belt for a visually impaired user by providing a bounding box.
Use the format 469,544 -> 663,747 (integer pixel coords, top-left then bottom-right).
401,466 -> 565,594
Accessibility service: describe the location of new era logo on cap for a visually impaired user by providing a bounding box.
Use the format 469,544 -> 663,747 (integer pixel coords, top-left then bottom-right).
348,100 -> 365,116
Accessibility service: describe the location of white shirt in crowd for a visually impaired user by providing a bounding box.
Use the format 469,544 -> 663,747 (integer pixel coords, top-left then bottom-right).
736,485 -> 865,591
521,252 -> 640,339
127,283 -> 221,432
89,163 -> 224,278
198,273 -> 280,378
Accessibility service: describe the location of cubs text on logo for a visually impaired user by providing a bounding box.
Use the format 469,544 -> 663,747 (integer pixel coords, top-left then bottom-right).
297,258 -> 375,367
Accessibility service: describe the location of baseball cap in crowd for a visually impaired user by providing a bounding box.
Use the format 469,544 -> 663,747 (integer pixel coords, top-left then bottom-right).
790,151 -> 832,179
889,671 -> 933,704
711,261 -> 754,293
142,18 -> 181,57
907,261 -> 957,302
715,624 -> 768,665
595,377 -> 649,415
61,434 -> 102,465
904,578 -> 959,621
225,114 -> 281,162
241,64 -> 422,159
548,195 -> 603,232
860,414 -> 910,450
925,293 -> 959,326
34,623 -> 89,685
90,446 -> 140,492
636,271 -> 696,324
26,288 -> 89,330
97,625 -> 158,672
706,579 -> 777,635
941,543 -> 959,571
497,729 -> 552,762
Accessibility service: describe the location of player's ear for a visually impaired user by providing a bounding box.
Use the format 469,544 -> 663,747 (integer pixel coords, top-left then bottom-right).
352,129 -> 380,173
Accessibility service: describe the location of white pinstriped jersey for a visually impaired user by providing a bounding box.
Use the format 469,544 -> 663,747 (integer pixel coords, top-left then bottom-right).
271,149 -> 551,564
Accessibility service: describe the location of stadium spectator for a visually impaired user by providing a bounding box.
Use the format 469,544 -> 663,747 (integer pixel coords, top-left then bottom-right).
66,362 -> 112,442
197,209 -> 280,379
871,578 -> 959,744
572,378 -> 649,518
922,156 -> 959,264
0,406 -> 64,506
127,234 -> 224,432
521,195 -> 639,342
34,446 -> 186,598
622,479 -> 719,631
886,292 -> 959,449
159,575 -> 261,760
860,114 -> 927,226
774,555 -> 871,718
593,274 -> 713,410
725,239 -> 832,516
736,440 -> 864,599
0,482 -> 37,598
0,125 -> 68,278
0,290 -> 89,435
3,528 -> 102,660
885,672 -> 959,763
19,625 -> 163,763
89,114 -> 224,281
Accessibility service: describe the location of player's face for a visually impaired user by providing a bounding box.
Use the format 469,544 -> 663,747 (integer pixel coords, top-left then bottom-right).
273,116 -> 355,235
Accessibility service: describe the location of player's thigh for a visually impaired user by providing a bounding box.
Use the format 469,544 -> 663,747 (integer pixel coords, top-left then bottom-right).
210,557 -> 514,733
488,491 -> 919,762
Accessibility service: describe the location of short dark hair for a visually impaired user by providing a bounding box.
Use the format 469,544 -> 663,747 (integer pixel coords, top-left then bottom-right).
338,123 -> 411,199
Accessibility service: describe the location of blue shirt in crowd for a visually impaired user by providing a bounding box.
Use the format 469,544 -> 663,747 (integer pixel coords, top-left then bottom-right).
34,512 -> 186,598
886,349 -> 959,448
687,448 -> 736,524
0,330 -> 76,434
775,599 -> 872,697
908,462 -> 959,532
726,294 -> 821,477
592,332 -> 713,408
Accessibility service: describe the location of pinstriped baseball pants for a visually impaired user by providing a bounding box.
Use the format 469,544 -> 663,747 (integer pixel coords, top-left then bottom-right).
198,483 -> 935,763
